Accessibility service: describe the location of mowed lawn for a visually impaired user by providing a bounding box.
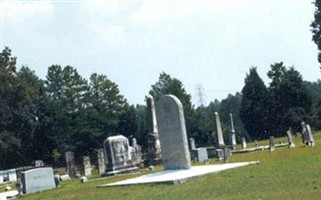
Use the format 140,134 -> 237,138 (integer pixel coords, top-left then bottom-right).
18,132 -> 321,200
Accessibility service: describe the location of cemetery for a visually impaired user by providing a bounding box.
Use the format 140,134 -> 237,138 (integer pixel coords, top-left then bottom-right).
1,2 -> 321,198
1,94 -> 321,200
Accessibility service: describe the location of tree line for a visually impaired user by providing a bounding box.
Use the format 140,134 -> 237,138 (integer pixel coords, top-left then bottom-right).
1,47 -> 320,170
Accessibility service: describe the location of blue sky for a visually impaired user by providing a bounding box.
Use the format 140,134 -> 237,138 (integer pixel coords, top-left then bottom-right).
1,0 -> 319,106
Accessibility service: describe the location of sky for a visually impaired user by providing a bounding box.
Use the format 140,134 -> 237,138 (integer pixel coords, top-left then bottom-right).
1,0 -> 320,106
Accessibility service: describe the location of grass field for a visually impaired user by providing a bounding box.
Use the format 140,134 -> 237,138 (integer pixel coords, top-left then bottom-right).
17,132 -> 321,200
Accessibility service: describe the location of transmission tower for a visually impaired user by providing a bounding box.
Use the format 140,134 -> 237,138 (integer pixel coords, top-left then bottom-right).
195,84 -> 206,107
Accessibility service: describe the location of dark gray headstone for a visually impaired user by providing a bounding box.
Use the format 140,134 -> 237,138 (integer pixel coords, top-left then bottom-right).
301,122 -> 310,145
21,167 -> 56,194
216,149 -> 223,160
269,136 -> 275,151
65,151 -> 76,178
156,95 -> 191,170
103,135 -> 138,176
54,175 -> 60,187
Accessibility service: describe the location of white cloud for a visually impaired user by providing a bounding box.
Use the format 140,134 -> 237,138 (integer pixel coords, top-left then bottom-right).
79,0 -> 132,48
129,0 -> 248,26
1,0 -> 54,24
93,24 -> 127,47
79,0 -> 125,21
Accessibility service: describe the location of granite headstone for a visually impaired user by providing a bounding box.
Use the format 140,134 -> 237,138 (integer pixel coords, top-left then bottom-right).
215,112 -> 225,147
65,151 -> 76,178
21,167 -> 56,194
287,128 -> 295,148
229,113 -> 237,150
83,156 -> 92,176
103,135 -> 138,176
241,137 -> 247,149
97,148 -> 106,175
156,95 -> 191,170
146,95 -> 162,165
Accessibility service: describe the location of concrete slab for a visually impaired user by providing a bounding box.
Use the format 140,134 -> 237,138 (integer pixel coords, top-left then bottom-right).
0,190 -> 19,200
98,161 -> 259,187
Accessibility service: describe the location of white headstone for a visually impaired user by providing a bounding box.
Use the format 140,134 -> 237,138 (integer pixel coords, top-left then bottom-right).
229,113 -> 237,149
196,148 -> 208,162
97,149 -> 106,175
269,136 -> 275,151
287,129 -> 295,148
7,169 -> 16,182
156,95 -> 191,170
21,167 -> 56,194
146,95 -> 162,165
215,112 -> 225,147
190,137 -> 196,150
306,124 -> 315,147
241,137 -> 247,149
83,156 -> 92,176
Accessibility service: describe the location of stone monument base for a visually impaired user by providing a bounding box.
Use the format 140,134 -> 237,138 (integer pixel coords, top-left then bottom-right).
98,161 -> 259,187
101,166 -> 139,177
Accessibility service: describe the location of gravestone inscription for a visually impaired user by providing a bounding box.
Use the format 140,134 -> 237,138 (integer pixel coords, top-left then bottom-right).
21,167 -> 56,194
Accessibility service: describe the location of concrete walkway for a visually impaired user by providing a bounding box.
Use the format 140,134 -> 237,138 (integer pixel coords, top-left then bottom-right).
98,161 -> 259,187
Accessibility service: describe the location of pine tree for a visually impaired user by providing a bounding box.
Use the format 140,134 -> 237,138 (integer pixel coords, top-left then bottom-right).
240,67 -> 269,140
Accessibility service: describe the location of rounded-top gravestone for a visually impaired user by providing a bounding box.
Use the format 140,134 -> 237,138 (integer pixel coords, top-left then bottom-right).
156,95 -> 191,170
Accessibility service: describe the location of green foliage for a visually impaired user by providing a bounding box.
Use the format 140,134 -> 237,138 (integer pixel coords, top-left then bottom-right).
219,93 -> 249,142
240,67 -> 269,140
311,0 -> 321,67
135,104 -> 148,148
149,72 -> 193,136
0,48 -> 38,169
51,149 -> 61,164
267,63 -> 311,135
190,106 -> 215,147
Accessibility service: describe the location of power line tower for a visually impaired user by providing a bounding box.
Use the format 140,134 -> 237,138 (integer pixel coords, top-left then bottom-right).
195,84 -> 206,107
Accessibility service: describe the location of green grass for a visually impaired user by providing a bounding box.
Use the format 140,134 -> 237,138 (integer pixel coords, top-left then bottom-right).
18,132 -> 321,200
